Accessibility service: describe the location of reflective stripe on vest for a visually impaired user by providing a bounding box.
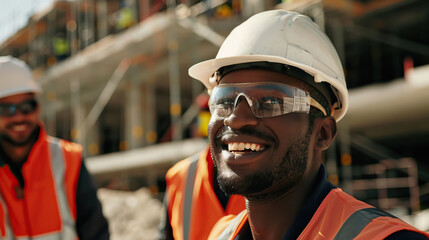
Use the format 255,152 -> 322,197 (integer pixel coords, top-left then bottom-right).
216,211 -> 247,240
0,138 -> 78,240
48,137 -> 78,240
0,195 -> 14,239
214,188 -> 429,240
297,188 -> 428,239
182,154 -> 199,240
333,207 -> 397,240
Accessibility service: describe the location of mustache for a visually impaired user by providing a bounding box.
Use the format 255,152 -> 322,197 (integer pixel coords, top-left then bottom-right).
215,127 -> 277,145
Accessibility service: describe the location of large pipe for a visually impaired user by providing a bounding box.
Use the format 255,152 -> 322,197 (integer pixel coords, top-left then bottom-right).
345,65 -> 429,139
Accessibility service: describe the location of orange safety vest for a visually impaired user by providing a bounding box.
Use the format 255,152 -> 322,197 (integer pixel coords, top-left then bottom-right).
0,129 -> 82,240
165,147 -> 246,240
211,188 -> 429,240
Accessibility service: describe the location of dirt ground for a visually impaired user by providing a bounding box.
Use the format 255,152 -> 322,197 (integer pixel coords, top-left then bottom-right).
98,188 -> 163,240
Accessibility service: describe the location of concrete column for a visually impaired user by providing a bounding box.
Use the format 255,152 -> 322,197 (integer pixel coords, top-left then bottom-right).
43,92 -> 57,137
125,79 -> 144,149
338,118 -> 353,194
242,0 -> 265,18
326,138 -> 339,186
330,19 -> 346,67
70,79 -> 85,152
96,0 -> 109,39
86,105 -> 101,156
144,77 -> 157,145
167,0 -> 182,140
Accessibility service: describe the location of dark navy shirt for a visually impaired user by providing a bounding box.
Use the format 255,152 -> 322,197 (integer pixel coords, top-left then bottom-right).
233,165 -> 428,240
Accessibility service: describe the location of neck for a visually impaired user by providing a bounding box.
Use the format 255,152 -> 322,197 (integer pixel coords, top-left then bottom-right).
246,166 -> 320,240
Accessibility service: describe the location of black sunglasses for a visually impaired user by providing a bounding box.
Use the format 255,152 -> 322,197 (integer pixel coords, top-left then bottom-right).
0,99 -> 39,117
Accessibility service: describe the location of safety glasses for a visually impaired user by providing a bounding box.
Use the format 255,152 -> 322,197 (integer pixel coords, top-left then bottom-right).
0,99 -> 38,117
209,82 -> 326,118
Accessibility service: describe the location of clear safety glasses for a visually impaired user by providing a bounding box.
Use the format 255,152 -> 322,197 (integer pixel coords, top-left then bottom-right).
209,82 -> 326,118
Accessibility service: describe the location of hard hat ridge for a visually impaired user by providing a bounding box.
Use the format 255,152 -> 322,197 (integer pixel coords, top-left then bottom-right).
189,10 -> 348,121
0,56 -> 42,99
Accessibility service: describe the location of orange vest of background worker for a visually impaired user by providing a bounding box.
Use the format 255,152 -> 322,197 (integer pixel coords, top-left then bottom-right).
0,129 -> 83,239
159,147 -> 245,240
210,186 -> 429,239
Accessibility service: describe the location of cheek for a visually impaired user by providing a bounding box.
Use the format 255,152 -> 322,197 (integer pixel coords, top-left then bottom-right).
208,115 -> 224,139
0,120 -> 6,129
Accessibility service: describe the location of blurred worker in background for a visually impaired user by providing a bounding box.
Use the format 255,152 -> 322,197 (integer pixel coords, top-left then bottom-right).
159,94 -> 245,240
0,56 -> 109,240
188,10 -> 429,239
51,31 -> 70,62
116,0 -> 137,32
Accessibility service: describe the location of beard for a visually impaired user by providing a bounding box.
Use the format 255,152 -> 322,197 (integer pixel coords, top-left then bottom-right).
214,127 -> 312,200
0,122 -> 38,147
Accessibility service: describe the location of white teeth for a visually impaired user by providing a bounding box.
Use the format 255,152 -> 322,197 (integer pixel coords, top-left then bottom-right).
228,142 -> 264,152
13,125 -> 26,131
238,143 -> 245,151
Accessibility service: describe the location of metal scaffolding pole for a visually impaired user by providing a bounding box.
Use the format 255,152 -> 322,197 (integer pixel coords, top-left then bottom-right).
167,0 -> 182,141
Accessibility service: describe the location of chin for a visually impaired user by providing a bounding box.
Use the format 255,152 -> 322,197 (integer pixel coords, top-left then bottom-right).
217,167 -> 275,197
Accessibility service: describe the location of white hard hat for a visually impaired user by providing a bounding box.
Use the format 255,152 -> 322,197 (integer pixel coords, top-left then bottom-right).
189,10 -> 348,121
0,56 -> 42,99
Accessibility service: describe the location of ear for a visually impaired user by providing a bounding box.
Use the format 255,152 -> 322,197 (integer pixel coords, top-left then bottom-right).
314,116 -> 337,151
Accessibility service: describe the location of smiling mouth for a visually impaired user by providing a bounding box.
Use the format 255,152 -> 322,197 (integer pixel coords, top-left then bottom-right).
9,123 -> 31,132
227,142 -> 265,153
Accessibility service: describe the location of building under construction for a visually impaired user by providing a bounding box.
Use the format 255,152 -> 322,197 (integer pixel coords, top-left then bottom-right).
1,0 -> 429,228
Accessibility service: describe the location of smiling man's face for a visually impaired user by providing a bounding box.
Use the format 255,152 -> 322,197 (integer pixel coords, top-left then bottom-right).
0,93 -> 39,147
208,69 -> 317,199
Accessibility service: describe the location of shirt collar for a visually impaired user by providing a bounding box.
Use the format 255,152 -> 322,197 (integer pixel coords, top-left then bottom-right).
282,165 -> 336,240
234,165 -> 336,240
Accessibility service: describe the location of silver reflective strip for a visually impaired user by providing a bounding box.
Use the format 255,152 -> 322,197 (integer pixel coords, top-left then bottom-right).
0,194 -> 14,240
48,137 -> 78,240
333,207 -> 397,240
16,232 -> 66,240
182,154 -> 199,240
217,211 -> 246,240
0,191 -> 71,240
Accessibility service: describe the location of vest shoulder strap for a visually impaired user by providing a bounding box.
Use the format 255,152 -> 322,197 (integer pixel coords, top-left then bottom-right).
182,153 -> 200,240
333,207 -> 396,240
216,211 -> 247,240
48,137 -> 79,240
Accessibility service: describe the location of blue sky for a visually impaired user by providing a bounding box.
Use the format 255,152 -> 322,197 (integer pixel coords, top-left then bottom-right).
0,0 -> 53,44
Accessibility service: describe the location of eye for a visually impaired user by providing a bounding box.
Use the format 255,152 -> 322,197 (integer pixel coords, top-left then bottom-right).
217,98 -> 234,107
20,103 -> 33,113
262,97 -> 282,105
260,97 -> 283,113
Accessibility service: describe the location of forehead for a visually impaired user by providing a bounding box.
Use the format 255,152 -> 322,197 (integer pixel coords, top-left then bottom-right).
0,93 -> 35,104
218,68 -> 312,92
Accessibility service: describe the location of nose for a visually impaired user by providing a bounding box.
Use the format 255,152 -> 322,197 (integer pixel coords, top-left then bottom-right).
223,95 -> 258,129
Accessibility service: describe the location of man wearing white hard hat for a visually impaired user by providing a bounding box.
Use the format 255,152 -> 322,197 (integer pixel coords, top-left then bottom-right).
188,10 -> 429,239
0,56 -> 109,239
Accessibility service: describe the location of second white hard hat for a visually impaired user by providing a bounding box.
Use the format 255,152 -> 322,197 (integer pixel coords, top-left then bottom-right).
189,10 -> 348,121
0,56 -> 41,99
